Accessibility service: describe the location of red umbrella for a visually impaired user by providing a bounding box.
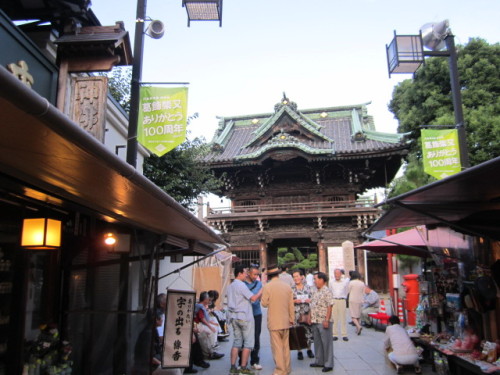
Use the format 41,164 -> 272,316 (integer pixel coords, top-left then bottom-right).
355,228 -> 429,257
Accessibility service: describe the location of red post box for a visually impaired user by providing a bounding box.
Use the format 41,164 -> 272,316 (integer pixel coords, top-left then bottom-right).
402,274 -> 420,326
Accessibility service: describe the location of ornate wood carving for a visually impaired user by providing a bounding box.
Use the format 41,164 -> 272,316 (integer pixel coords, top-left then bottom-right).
70,76 -> 108,142
7,60 -> 34,87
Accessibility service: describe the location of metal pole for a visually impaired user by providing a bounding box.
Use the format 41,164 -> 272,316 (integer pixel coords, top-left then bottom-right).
445,34 -> 470,169
126,0 -> 147,168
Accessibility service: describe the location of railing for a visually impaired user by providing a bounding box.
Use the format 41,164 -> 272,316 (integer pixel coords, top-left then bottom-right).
207,198 -> 377,216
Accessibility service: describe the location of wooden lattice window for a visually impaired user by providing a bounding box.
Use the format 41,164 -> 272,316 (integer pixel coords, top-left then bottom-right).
238,200 -> 257,207
232,250 -> 260,267
327,196 -> 345,202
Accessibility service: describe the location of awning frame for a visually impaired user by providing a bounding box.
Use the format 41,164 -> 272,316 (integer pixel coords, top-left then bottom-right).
370,156 -> 500,240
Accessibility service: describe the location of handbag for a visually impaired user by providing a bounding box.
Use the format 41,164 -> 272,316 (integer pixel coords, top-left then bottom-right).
289,325 -> 308,350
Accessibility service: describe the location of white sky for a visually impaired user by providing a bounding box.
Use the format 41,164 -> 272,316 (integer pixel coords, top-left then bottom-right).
91,0 -> 500,140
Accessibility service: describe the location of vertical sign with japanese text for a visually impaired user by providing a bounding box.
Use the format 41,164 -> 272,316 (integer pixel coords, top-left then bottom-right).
421,129 -> 461,180
137,86 -> 188,156
162,289 -> 195,368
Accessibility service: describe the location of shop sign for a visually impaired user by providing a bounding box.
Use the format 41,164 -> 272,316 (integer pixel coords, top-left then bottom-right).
421,128 -> 461,180
138,86 -> 188,156
162,289 -> 195,368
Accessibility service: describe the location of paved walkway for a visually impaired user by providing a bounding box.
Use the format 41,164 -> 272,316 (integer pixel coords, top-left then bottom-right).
185,309 -> 434,375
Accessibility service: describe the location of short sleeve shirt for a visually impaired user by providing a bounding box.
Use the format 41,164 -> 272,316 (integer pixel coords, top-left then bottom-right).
310,285 -> 334,323
244,279 -> 263,316
227,279 -> 255,321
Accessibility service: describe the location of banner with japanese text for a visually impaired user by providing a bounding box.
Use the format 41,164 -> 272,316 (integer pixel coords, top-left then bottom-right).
137,86 -> 188,156
421,128 -> 461,180
162,289 -> 195,368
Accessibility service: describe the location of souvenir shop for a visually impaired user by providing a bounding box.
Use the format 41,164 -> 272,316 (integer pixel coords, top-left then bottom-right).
370,157 -> 500,374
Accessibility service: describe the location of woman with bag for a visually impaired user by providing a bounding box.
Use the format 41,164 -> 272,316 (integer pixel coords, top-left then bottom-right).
292,269 -> 315,360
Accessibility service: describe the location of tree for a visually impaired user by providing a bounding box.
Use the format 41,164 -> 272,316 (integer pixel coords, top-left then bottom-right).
389,38 -> 500,166
143,137 -> 222,210
104,66 -> 132,113
387,38 -> 500,196
103,67 -> 222,209
387,155 -> 435,198
277,247 -> 318,271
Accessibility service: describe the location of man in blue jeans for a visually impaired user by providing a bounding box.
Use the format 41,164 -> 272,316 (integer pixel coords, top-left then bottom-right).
226,264 -> 262,375
244,265 -> 263,370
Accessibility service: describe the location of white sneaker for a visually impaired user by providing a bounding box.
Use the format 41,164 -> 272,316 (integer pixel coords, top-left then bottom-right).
251,364 -> 263,370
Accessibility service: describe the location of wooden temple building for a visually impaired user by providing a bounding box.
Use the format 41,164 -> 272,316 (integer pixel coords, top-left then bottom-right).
204,95 -> 409,274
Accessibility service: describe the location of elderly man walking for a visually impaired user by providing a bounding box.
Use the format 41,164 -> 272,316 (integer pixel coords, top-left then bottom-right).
309,272 -> 334,373
227,264 -> 262,375
261,265 -> 295,375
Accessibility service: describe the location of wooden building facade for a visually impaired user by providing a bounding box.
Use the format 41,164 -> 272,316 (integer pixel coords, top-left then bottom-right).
204,95 -> 409,273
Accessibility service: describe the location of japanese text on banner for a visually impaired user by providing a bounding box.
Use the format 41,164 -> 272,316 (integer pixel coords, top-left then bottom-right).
421,128 -> 461,180
137,86 -> 188,156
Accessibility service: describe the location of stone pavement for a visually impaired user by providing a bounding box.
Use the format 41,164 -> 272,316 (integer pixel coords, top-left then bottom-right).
181,308 -> 434,375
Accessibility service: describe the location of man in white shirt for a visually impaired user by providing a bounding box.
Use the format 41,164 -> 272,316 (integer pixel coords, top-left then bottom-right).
330,268 -> 349,341
384,315 -> 421,374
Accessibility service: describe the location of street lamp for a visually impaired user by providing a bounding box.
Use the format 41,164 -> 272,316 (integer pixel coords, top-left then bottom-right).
183,0 -> 223,26
126,0 -> 223,168
385,20 -> 470,169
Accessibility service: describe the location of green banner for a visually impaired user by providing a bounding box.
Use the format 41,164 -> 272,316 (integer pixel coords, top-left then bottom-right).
137,86 -> 188,156
421,128 -> 461,180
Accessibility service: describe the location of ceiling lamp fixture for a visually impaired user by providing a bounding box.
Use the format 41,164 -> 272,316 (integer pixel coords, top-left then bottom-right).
21,218 -> 62,250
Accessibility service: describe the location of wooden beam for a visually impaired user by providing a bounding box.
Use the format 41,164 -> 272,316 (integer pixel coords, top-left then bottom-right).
66,55 -> 121,72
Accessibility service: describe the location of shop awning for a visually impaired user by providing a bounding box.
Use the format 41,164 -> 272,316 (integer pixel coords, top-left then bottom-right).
369,156 -> 500,240
355,228 -> 429,257
0,66 -> 225,246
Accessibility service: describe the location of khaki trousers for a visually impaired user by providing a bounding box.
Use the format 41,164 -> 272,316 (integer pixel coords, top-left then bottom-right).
332,298 -> 347,337
269,329 -> 291,375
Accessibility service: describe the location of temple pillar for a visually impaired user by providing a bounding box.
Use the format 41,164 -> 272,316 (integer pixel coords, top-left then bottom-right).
318,239 -> 327,273
259,240 -> 267,273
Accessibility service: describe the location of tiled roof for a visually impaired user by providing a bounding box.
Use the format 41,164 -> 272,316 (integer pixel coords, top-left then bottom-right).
205,99 -> 408,165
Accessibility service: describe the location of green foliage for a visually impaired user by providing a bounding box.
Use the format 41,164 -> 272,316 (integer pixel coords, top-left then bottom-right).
292,247 -> 305,262
387,155 -> 435,198
388,38 -> 500,196
143,136 -> 222,210
389,38 -> 500,167
296,258 -> 318,271
102,66 -> 132,113
277,247 -> 317,270
277,247 -> 288,256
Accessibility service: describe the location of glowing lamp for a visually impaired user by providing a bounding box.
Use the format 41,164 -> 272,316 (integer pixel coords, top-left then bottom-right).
104,232 -> 117,246
21,218 -> 62,249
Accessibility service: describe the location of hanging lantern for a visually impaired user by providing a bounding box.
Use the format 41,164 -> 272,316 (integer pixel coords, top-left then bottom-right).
21,218 -> 62,249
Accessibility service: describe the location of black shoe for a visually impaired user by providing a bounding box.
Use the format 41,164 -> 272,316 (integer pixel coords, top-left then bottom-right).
297,351 -> 304,360
333,337 -> 339,341
310,364 -> 323,368
209,352 -> 224,360
349,322 -> 355,326
343,337 -> 349,342
194,361 -> 210,368
307,349 -> 315,358
322,367 -> 333,372
184,368 -> 198,374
